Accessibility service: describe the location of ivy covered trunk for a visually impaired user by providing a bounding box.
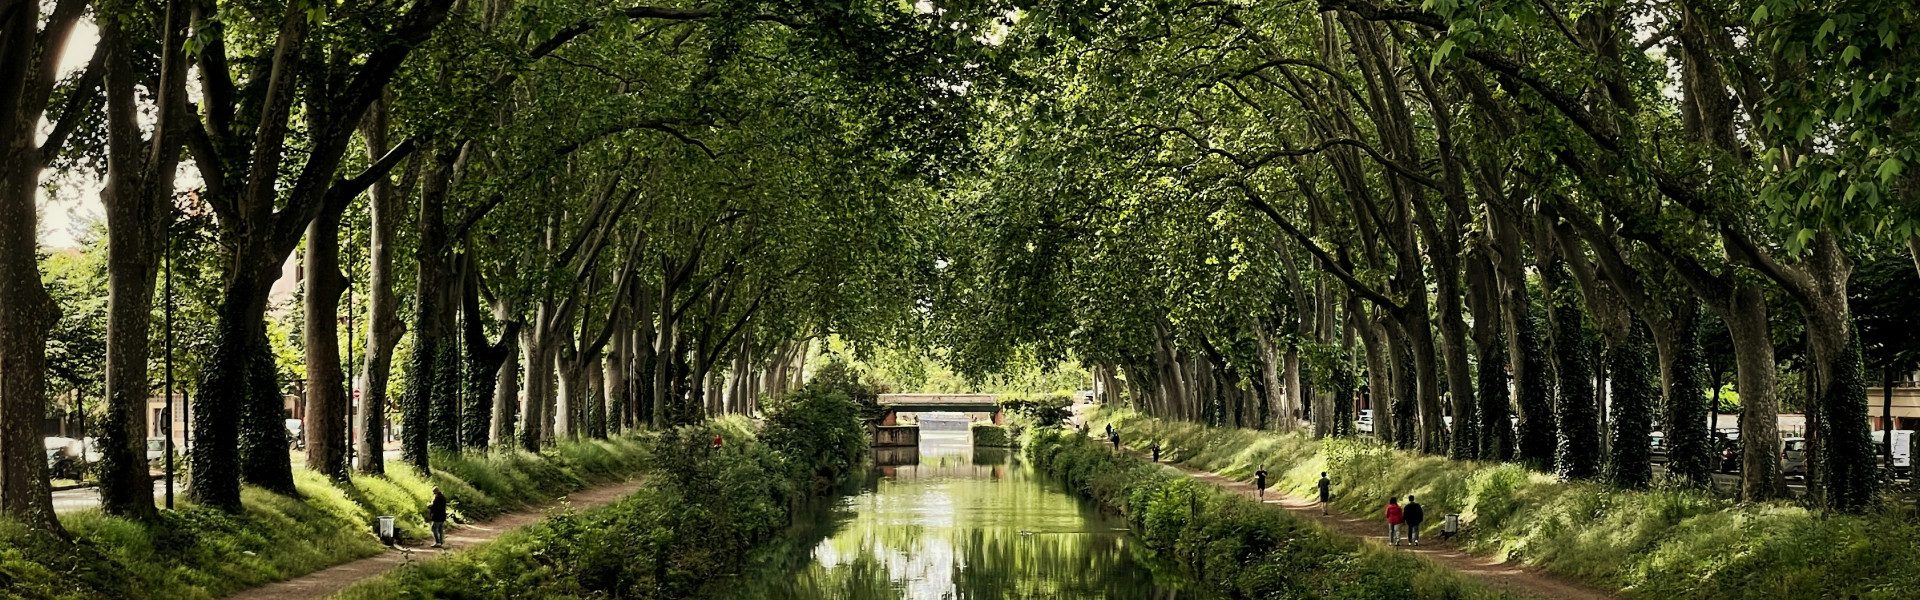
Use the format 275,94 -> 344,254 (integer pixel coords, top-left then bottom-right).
1466,249 -> 1514,460
191,251 -> 292,510
1546,261 -> 1601,480
1800,235 -> 1877,512
1605,322 -> 1656,489
1654,306 -> 1713,487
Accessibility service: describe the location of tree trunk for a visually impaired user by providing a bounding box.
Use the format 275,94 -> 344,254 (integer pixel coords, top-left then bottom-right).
302,204 -> 350,480
651,282 -> 675,428
357,97 -> 404,476
1605,321 -> 1656,489
1465,247 -> 1514,460
490,310 -> 520,447
96,0 -> 189,519
1654,305 -> 1713,487
1800,234 -> 1876,512
1546,260 -> 1601,480
519,318 -> 550,451
1725,283 -> 1786,501
0,120 -> 61,534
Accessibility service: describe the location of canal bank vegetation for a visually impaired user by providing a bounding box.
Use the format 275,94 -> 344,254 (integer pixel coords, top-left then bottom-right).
0,436 -> 652,599
971,423 -> 1014,447
1028,428 -> 1509,599
1102,409 -> 1920,598
335,377 -> 871,599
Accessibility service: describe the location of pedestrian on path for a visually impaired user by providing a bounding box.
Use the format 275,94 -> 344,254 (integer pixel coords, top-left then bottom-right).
1254,467 -> 1269,500
1384,497 -> 1404,546
1317,472 -> 1332,514
427,487 -> 449,548
1110,431 -> 1121,451
1105,423 -> 1114,439
1150,441 -> 1161,462
1404,495 -> 1425,545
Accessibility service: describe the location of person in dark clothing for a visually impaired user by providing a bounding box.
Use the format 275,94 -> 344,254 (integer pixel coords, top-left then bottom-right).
1317,472 -> 1332,514
1254,467 -> 1269,500
1110,431 -> 1121,451
1403,495 -> 1426,545
1105,423 -> 1114,439
1150,441 -> 1161,462
427,487 -> 449,548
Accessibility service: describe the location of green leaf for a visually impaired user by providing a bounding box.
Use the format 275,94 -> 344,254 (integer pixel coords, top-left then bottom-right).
1751,4 -> 1769,24
1841,45 -> 1861,65
1878,157 -> 1904,185
1816,19 -> 1836,47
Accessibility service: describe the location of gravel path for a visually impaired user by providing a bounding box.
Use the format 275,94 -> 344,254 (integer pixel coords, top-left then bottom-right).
223,477 -> 648,600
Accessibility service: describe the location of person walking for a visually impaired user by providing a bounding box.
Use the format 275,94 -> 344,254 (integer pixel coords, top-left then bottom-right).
1105,423 -> 1114,439
1317,472 -> 1332,515
1254,467 -> 1269,500
1150,441 -> 1161,462
1403,495 -> 1425,545
1384,497 -> 1404,546
1110,430 -> 1121,451
427,487 -> 449,548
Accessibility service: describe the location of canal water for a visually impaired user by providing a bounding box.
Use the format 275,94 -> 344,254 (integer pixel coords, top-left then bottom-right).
717,429 -> 1215,599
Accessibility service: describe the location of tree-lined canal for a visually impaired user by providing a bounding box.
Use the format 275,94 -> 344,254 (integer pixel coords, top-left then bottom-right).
721,430 -> 1213,599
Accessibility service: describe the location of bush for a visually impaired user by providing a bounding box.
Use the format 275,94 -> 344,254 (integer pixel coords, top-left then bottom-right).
1000,392 -> 1072,426
0,436 -> 652,600
1096,408 -> 1920,599
971,423 -> 1013,447
337,378 -> 873,599
1026,429 -> 1507,599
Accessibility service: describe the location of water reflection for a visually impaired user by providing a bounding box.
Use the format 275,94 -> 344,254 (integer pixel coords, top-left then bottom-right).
717,431 -> 1213,599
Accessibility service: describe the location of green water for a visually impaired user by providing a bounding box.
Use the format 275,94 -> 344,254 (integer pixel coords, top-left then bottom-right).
717,430 -> 1215,599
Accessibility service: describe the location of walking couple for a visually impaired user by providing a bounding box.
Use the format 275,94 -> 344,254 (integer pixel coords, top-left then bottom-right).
1383,495 -> 1424,546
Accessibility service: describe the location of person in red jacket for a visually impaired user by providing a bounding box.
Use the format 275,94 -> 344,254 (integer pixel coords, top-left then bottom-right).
1384,497 -> 1404,546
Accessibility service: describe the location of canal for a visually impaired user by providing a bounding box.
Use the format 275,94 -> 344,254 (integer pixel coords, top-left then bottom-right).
717,429 -> 1215,599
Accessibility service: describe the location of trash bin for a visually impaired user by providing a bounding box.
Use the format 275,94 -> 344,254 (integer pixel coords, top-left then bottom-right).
1441,513 -> 1460,540
376,516 -> 396,544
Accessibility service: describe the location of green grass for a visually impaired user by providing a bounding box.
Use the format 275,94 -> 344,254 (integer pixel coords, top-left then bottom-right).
1026,427 -> 1510,599
971,423 -> 1013,447
1096,408 -> 1920,599
0,435 -> 652,600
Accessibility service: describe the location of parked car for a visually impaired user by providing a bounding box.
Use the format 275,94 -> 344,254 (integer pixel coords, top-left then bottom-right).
1781,437 -> 1809,478
1649,431 -> 1669,463
286,419 -> 304,450
1715,432 -> 1741,473
1872,430 -> 1913,477
1356,409 -> 1374,434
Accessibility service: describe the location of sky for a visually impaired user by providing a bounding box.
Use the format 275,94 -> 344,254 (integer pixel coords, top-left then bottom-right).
39,20 -> 104,249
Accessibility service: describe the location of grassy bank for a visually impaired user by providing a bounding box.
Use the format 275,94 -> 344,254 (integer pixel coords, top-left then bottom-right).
335,373 -> 872,599
1097,408 -> 1920,599
1027,427 -> 1509,599
0,436 -> 652,600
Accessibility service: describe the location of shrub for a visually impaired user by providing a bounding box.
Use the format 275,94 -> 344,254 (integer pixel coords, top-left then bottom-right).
971,423 -> 1013,447
338,377 -> 873,599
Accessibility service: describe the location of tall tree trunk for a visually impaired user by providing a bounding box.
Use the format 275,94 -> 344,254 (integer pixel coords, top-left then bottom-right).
1466,247 -> 1514,460
1654,305 -> 1713,487
357,97 -> 404,475
96,0 -> 189,519
518,317 -> 550,451
1725,283 -> 1786,501
1799,234 -> 1876,512
192,250 -> 291,509
490,308 -> 520,447
1546,260 -> 1601,480
1606,321 -> 1656,489
302,203 -> 350,480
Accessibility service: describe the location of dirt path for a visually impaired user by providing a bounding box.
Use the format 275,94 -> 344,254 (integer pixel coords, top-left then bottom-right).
1147,456 -> 1616,600
224,477 -> 647,600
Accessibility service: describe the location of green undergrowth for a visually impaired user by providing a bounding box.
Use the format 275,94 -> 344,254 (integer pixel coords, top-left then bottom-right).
335,375 -> 872,599
1026,428 -> 1509,599
0,435 -> 652,600
971,423 -> 1013,447
1096,408 -> 1920,599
